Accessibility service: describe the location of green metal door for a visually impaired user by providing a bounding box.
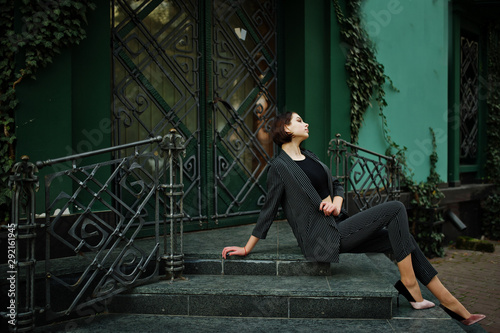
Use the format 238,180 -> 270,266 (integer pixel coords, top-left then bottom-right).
111,0 -> 278,231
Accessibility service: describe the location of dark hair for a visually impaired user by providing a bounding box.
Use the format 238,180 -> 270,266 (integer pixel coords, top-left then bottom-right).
271,112 -> 294,146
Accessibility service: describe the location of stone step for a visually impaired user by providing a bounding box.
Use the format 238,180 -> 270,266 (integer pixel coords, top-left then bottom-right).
108,253 -> 397,320
107,274 -> 394,320
183,256 -> 331,276
34,313 -> 469,333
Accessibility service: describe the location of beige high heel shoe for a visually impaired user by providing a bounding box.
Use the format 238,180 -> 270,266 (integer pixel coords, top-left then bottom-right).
394,280 -> 435,310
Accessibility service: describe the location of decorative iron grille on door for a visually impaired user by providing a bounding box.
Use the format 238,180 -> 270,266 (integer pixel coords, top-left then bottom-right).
112,0 -> 278,231
459,31 -> 479,164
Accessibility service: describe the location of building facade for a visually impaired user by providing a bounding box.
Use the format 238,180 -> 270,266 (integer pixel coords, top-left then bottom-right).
14,0 -> 498,235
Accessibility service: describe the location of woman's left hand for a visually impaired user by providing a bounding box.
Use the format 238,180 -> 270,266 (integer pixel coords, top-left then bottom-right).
222,246 -> 246,259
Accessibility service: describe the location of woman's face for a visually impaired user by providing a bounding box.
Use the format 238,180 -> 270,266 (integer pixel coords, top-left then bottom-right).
285,113 -> 309,140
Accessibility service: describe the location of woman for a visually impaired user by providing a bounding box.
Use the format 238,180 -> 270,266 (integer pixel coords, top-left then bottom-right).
222,112 -> 485,326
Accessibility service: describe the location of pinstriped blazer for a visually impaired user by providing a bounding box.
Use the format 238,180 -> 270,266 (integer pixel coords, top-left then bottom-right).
252,149 -> 345,262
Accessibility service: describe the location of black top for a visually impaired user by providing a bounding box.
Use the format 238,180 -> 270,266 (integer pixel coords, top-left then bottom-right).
295,155 -> 330,199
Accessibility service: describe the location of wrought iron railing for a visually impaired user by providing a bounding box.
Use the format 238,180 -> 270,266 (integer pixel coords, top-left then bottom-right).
328,134 -> 401,213
1,131 -> 185,331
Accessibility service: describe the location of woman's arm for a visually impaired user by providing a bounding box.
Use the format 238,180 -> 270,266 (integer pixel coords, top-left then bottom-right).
222,235 -> 260,259
332,177 -> 345,199
222,163 -> 284,259
251,164 -> 284,239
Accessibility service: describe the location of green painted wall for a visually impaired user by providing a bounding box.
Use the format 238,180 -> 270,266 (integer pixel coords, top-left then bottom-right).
72,3 -> 112,160
358,0 -> 449,183
283,0 -> 305,117
15,50 -> 74,215
303,0 -> 330,159
329,1 -> 351,145
284,0 -> 350,162
15,4 -> 111,214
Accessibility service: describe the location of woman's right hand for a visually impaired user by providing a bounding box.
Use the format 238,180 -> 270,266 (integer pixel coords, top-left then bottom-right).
319,195 -> 343,216
222,246 -> 246,259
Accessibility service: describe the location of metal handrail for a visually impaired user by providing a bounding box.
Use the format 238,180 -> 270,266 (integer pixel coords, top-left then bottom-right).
331,135 -> 397,162
36,135 -> 163,169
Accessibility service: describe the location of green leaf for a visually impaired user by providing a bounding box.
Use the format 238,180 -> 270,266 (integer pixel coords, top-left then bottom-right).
8,99 -> 18,109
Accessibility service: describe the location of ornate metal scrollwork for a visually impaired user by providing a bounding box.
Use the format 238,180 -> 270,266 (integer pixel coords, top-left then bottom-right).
43,151 -> 161,319
328,135 -> 401,213
460,34 -> 479,161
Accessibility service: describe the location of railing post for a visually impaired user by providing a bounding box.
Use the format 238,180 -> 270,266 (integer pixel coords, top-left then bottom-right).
328,134 -> 349,211
3,155 -> 39,332
159,129 -> 186,281
389,155 -> 401,202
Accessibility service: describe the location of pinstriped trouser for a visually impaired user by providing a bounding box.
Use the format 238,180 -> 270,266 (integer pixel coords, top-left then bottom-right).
337,201 -> 438,286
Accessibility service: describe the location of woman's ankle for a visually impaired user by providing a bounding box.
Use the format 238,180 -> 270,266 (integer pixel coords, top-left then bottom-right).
440,299 -> 471,319
401,279 -> 423,302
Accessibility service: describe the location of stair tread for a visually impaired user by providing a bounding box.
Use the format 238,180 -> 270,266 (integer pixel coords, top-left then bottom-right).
124,253 -> 397,299
128,273 -> 396,297
35,313 -> 468,333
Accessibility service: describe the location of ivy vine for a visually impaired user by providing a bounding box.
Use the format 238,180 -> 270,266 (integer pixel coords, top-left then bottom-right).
406,128 -> 445,258
332,0 -> 397,145
0,0 -> 95,223
332,0 -> 445,257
